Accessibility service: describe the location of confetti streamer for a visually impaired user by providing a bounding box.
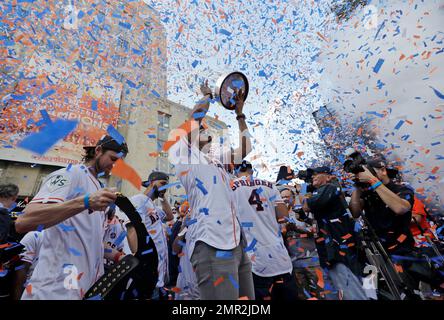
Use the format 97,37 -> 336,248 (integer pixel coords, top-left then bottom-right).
106,124 -> 125,145
430,86 -> 444,100
216,250 -> 233,259
373,58 -> 385,73
111,159 -> 142,190
213,276 -> 224,287
68,247 -> 82,256
18,119 -> 79,155
195,178 -> 208,195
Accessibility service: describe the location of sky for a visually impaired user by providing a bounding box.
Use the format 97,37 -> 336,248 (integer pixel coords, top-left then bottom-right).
143,0 -> 338,176
144,0 -> 444,208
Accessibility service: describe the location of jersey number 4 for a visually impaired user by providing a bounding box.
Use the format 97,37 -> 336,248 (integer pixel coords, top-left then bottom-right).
249,189 -> 264,211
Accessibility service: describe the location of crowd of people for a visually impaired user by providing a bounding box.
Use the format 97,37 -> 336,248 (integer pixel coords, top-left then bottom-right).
1,82 -> 443,301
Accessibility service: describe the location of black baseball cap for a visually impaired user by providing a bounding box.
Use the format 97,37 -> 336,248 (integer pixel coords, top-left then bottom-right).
312,166 -> 332,175
366,157 -> 399,177
366,157 -> 387,168
83,135 -> 129,155
142,171 -> 169,188
235,160 -> 253,173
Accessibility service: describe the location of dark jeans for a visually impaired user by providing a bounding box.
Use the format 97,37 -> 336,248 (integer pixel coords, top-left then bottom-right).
252,272 -> 299,301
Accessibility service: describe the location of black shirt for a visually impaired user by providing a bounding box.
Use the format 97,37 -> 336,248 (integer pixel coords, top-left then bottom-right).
360,181 -> 415,254
0,207 -> 11,244
307,183 -> 361,275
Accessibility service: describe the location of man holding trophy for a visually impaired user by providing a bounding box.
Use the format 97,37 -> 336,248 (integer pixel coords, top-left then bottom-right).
168,73 -> 254,300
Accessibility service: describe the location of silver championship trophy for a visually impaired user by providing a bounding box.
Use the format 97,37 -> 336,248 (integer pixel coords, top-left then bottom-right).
214,71 -> 249,110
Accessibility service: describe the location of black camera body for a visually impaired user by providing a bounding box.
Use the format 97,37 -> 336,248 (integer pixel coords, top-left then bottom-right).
297,168 -> 313,183
297,169 -> 316,193
343,151 -> 378,189
343,151 -> 367,174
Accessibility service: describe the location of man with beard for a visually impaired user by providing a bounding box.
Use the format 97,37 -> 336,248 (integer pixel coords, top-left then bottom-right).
15,135 -> 128,299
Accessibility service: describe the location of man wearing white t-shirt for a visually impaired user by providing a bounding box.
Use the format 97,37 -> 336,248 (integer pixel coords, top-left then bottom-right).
232,161 -> 298,300
117,171 -> 174,300
15,135 -> 128,299
167,82 -> 254,300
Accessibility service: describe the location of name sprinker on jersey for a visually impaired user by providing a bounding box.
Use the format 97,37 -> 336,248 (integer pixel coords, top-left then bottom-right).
231,178 -> 273,191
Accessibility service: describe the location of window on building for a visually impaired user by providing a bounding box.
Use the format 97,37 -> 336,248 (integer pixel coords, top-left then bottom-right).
157,112 -> 171,173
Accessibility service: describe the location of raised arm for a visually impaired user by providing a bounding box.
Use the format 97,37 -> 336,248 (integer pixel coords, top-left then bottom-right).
159,196 -> 174,222
356,167 -> 411,215
189,80 -> 212,121
232,88 -> 252,162
186,81 -> 213,148
349,189 -> 364,219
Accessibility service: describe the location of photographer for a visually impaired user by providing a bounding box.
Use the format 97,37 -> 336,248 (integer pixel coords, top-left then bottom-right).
302,167 -> 368,300
348,158 -> 415,255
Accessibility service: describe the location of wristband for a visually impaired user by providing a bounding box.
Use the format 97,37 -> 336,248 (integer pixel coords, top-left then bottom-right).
236,113 -> 246,120
83,194 -> 90,210
370,181 -> 382,190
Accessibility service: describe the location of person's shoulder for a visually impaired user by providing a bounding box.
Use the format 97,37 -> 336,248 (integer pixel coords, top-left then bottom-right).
130,193 -> 143,199
323,183 -> 338,191
391,182 -> 414,194
54,164 -> 86,175
39,166 -> 84,193
130,193 -> 148,203
44,165 -> 87,184
20,231 -> 42,245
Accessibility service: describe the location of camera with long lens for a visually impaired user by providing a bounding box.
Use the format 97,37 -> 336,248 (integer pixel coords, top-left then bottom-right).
343,151 -> 377,189
343,151 -> 367,174
297,169 -> 316,193
297,169 -> 313,183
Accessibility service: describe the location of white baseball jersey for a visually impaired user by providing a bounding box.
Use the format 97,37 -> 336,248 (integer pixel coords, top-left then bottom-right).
232,176 -> 293,277
103,216 -> 127,267
19,231 -> 43,281
22,164 -> 106,300
116,194 -> 169,288
168,136 -> 240,258
175,229 -> 200,300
